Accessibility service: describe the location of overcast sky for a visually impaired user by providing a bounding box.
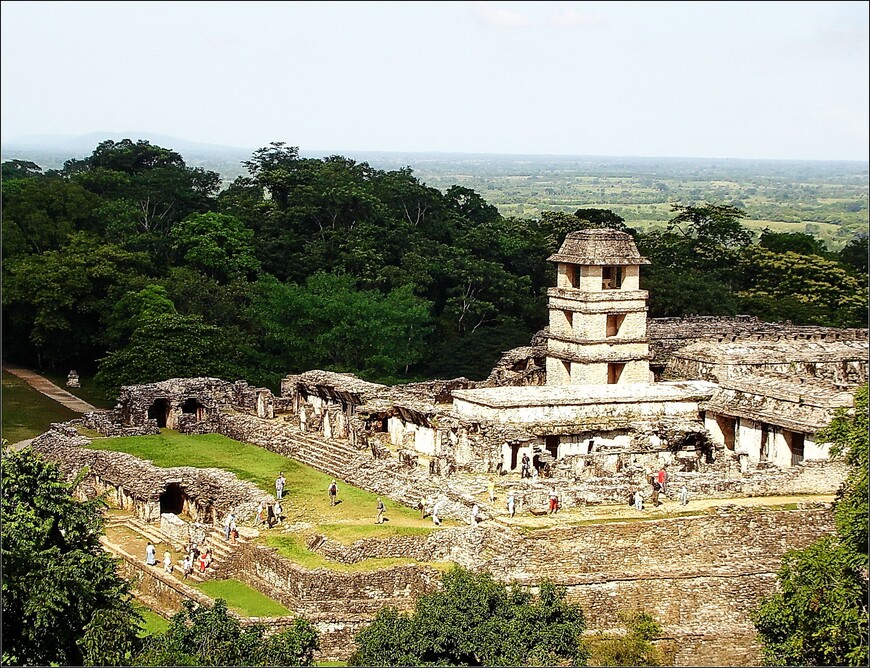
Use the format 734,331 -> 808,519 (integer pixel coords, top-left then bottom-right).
2,1 -> 868,161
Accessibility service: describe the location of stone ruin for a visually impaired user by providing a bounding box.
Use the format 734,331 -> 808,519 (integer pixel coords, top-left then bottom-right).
21,227 -> 869,666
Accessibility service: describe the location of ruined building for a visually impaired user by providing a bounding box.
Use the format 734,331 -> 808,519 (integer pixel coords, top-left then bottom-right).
28,227 -> 867,665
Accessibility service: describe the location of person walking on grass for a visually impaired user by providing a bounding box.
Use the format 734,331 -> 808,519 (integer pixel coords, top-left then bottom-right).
328,479 -> 338,507
275,472 -> 286,500
376,497 -> 386,524
507,493 -> 516,518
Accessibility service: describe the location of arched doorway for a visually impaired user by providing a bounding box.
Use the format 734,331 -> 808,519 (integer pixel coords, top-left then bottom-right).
147,398 -> 170,428
160,483 -> 184,514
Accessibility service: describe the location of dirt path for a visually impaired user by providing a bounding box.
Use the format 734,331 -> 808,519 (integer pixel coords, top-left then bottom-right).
2,363 -> 97,413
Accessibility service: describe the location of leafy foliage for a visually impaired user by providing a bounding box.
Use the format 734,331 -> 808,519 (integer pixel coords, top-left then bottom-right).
2,139 -> 867,386
0,444 -> 143,666
751,385 -> 869,666
134,598 -> 318,666
349,566 -> 589,666
584,610 -> 667,667
751,537 -> 868,667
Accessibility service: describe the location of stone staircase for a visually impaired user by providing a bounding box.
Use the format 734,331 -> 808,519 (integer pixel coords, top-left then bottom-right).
103,513 -> 249,583
283,430 -> 369,478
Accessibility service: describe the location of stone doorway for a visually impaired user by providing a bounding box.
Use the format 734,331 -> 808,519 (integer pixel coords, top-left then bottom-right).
160,483 -> 184,514
147,398 -> 170,428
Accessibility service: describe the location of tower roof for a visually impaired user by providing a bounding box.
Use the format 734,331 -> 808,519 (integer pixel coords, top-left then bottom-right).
547,228 -> 650,265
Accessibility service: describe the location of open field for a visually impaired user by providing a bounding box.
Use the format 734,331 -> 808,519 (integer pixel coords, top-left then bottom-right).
1,370 -> 78,443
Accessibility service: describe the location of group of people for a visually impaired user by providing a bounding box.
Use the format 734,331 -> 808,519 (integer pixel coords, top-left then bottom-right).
145,540 -> 212,578
630,464 -> 689,510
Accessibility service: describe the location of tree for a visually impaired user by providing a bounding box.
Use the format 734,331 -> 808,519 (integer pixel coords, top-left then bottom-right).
2,232 -> 151,369
1,444 -> 143,666
817,385 -> 868,564
95,312 -> 246,394
759,228 -> 829,257
737,246 -> 868,328
839,236 -> 869,275
584,610 -> 666,667
751,385 -> 869,666
666,203 -> 751,249
135,598 -> 318,666
1,159 -> 43,181
349,566 -> 589,666
171,212 -> 260,282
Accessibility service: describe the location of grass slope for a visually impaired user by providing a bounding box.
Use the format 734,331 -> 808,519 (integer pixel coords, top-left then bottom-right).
2,370 -> 78,443
193,579 -> 292,617
87,431 -> 437,539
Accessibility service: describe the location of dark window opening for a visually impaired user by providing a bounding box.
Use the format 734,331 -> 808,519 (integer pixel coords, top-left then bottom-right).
181,398 -> 205,421
147,399 -> 170,428
510,443 -> 520,470
562,360 -> 571,382
760,424 -> 770,461
160,483 -> 184,514
606,313 -> 626,337
565,310 -> 573,333
716,415 -> 736,450
545,435 -> 559,461
564,265 -> 577,288
785,430 -> 805,466
378,417 -> 389,433
602,266 -> 623,290
607,362 -> 625,384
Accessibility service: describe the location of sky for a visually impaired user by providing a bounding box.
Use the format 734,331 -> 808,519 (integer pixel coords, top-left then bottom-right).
1,1 -> 868,161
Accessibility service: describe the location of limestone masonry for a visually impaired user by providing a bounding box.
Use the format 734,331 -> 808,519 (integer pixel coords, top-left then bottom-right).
29,228 -> 868,664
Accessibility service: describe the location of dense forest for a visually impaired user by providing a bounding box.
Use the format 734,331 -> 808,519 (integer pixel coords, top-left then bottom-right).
2,140 -> 867,398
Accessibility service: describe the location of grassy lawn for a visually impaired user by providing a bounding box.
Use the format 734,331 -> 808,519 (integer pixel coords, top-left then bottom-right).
2,370 -> 79,443
193,579 -> 291,617
86,431 -> 437,538
134,604 -> 170,637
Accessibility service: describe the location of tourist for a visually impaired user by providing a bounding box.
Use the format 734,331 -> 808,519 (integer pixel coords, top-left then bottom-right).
651,479 -> 662,507
145,541 -> 157,566
376,497 -> 386,524
328,479 -> 338,507
273,500 -> 283,524
255,500 -> 265,525
658,464 -> 669,496
634,488 -> 644,511
548,488 -> 559,515
488,480 -> 496,503
520,453 -> 531,479
163,550 -> 173,574
275,472 -> 286,499
199,549 -> 211,573
507,493 -> 516,518
470,503 -> 480,526
182,554 -> 193,579
224,512 -> 236,541
679,484 -> 689,506
431,499 -> 443,526
531,465 -> 539,482
230,517 -> 239,544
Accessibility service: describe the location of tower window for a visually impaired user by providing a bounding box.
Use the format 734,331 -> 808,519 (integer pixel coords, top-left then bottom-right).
607,362 -> 625,384
606,314 -> 626,337
602,266 -> 623,289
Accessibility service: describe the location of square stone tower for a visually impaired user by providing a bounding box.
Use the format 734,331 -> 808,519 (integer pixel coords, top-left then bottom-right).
545,229 -> 651,385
